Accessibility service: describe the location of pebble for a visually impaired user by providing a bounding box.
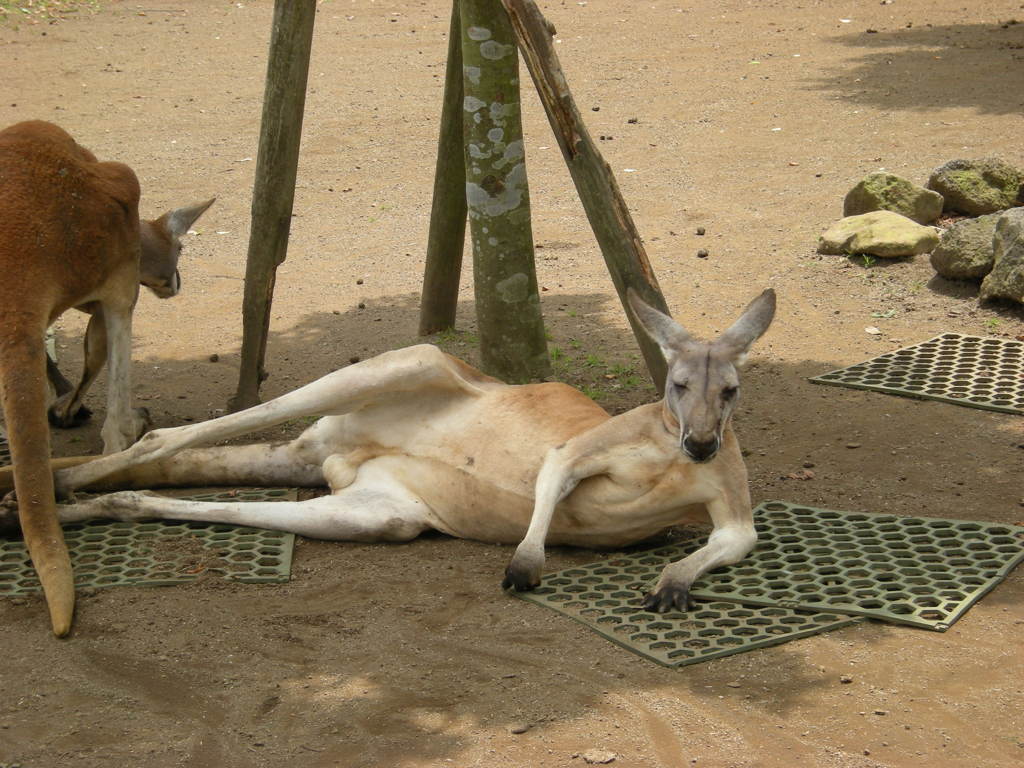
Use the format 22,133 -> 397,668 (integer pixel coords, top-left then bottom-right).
510,722 -> 531,734
581,749 -> 616,764
697,249 -> 709,258
874,709 -> 888,716
846,442 -> 862,449
840,674 -> 854,684
696,227 -> 706,235
726,681 -> 741,688
208,353 -> 219,363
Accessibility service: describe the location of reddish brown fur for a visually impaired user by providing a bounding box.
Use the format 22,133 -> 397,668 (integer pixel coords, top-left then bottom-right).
0,120 -> 143,635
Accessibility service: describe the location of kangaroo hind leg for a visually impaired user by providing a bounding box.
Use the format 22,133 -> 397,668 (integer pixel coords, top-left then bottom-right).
57,344 -> 485,495
58,466 -> 431,543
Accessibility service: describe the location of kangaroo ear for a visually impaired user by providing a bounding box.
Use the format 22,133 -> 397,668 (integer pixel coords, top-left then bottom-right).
715,289 -> 776,365
626,288 -> 690,356
165,197 -> 216,238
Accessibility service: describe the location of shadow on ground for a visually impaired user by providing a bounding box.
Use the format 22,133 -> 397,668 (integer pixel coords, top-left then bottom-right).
808,21 -> 1024,114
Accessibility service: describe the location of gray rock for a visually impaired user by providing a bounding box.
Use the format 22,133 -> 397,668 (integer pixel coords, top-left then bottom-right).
929,213 -> 1002,280
927,157 -> 1023,215
817,210 -> 939,258
980,208 -> 1024,304
844,171 -> 944,224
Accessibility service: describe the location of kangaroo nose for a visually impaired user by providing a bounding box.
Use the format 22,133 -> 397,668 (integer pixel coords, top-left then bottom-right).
683,435 -> 720,463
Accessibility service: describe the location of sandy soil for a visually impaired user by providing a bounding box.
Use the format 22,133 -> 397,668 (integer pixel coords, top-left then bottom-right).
1,1 -> 1023,766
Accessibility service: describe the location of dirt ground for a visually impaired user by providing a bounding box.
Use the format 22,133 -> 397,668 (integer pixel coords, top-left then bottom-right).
1,1 -> 1023,766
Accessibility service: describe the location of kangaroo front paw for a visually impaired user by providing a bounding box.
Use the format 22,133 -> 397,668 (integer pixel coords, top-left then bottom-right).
48,399 -> 93,428
101,407 -> 153,454
641,582 -> 696,613
501,548 -> 544,592
131,406 -> 152,441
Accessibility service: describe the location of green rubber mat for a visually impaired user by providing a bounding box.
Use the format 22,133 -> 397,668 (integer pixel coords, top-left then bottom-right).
520,501 -> 1023,646
0,488 -> 296,595
810,333 -> 1024,414
516,583 -> 860,667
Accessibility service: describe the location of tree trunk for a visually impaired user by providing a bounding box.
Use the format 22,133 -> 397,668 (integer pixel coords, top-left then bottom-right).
419,2 -> 469,336
500,0 -> 669,389
460,0 -> 551,382
230,0 -> 317,411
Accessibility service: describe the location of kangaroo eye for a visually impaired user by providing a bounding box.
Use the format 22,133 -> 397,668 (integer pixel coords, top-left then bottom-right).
672,381 -> 688,392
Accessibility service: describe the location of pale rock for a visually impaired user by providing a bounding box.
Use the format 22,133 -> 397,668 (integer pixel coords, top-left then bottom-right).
818,210 -> 939,258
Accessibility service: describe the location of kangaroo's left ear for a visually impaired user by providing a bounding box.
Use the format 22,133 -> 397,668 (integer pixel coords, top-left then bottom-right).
164,197 -> 216,238
714,289 -> 776,365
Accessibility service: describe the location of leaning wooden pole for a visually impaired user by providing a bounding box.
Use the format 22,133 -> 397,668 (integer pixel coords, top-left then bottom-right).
500,0 -> 669,388
419,1 -> 469,336
460,0 -> 551,382
231,0 -> 317,411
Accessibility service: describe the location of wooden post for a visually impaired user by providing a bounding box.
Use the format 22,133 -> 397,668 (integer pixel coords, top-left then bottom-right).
501,0 -> 669,389
230,0 -> 317,411
419,2 -> 469,336
460,0 -> 551,382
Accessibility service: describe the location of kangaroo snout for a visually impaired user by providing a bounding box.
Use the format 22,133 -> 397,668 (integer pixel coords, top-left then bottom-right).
682,434 -> 720,463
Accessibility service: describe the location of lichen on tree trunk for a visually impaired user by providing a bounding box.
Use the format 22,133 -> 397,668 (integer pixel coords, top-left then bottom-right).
460,0 -> 551,382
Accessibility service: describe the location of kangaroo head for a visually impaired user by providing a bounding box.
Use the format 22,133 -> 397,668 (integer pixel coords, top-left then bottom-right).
139,197 -> 215,298
628,288 -> 776,463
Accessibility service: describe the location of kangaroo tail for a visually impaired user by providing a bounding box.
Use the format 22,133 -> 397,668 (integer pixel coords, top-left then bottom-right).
0,330 -> 74,636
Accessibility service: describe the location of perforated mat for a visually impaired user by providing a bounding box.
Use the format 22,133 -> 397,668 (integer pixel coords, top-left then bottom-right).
0,488 -> 297,595
810,333 -> 1024,414
517,501 -> 1024,646
517,582 -> 860,667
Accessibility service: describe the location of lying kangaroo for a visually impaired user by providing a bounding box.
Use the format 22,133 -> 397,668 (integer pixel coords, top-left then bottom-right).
0,120 -> 212,636
36,288 -> 775,618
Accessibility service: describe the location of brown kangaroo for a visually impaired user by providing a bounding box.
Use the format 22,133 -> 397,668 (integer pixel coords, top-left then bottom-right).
0,120 -> 212,636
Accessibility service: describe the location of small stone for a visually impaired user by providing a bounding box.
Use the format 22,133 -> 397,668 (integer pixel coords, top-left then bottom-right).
928,157 -> 1023,215
356,278 -> 363,285
980,208 -> 1024,304
844,171 -> 944,224
208,353 -> 219,363
930,213 -> 1002,280
726,681 -> 741,688
510,722 -> 531,734
802,461 -> 815,468
348,356 -> 361,364
874,709 -> 888,716
696,227 -> 706,235
357,302 -> 366,309
697,249 -> 709,258
581,750 -> 616,764
592,106 -> 600,111
840,674 -> 854,684
846,442 -> 862,449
